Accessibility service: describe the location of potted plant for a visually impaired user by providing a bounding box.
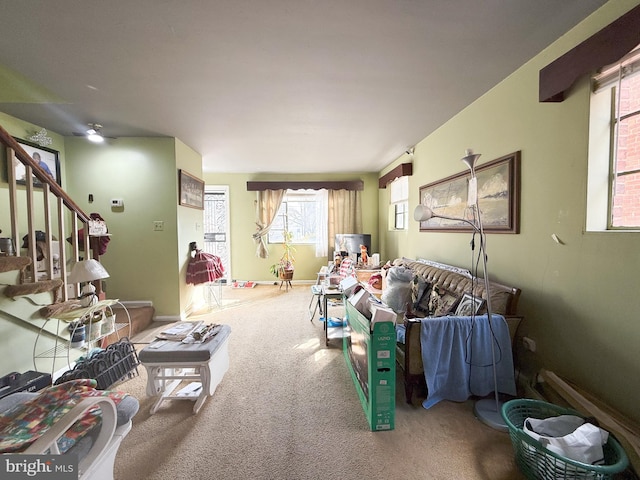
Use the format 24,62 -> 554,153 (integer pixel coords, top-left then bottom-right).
269,231 -> 295,280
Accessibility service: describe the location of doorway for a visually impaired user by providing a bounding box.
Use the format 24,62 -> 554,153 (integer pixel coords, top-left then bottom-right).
203,186 -> 231,283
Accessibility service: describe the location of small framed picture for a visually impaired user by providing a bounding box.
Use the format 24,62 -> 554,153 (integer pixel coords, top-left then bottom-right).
454,293 -> 485,316
12,137 -> 61,187
178,169 -> 205,209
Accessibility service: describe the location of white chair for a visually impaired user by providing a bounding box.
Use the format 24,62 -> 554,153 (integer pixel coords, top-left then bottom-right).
24,397 -> 127,480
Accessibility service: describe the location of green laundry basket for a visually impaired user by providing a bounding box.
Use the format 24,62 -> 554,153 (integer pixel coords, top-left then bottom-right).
501,399 -> 629,480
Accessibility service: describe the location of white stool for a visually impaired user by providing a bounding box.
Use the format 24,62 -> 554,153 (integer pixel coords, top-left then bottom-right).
139,325 -> 231,414
204,280 -> 223,308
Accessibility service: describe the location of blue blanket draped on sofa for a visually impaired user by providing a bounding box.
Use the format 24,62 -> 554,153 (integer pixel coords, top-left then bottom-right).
419,314 -> 516,409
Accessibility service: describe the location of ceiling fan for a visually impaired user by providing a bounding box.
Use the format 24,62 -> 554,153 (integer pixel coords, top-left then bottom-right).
72,123 -> 116,142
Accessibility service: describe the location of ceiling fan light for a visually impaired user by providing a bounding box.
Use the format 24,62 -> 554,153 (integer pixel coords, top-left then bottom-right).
86,127 -> 104,143
87,133 -> 104,143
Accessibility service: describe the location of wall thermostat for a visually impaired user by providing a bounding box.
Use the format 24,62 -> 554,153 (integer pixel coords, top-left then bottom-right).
111,198 -> 124,207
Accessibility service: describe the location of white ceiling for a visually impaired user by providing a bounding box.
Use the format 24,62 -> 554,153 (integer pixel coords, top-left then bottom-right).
0,1 -> 607,174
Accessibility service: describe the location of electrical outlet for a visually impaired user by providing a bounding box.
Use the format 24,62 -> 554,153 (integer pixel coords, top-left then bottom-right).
153,221 -> 164,231
522,336 -> 536,352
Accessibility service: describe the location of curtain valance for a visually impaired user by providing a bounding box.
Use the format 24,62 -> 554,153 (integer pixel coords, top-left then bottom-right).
246,180 -> 363,191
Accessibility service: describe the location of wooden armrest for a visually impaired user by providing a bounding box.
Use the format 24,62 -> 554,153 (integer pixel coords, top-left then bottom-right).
503,315 -> 523,346
24,397 -> 117,476
403,317 -> 422,326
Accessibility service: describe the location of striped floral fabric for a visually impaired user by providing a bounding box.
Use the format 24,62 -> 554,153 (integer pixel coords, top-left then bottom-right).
0,378 -> 128,453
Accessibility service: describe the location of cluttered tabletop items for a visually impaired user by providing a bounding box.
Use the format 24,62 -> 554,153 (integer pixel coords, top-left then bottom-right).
148,321 -> 223,348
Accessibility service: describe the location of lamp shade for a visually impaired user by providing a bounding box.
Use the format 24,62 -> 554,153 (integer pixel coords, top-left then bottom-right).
413,204 -> 435,222
461,149 -> 481,172
68,259 -> 109,283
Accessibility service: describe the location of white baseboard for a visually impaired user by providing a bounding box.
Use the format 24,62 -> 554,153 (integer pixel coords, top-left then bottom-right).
117,300 -> 153,308
263,280 -> 315,286
153,315 -> 182,322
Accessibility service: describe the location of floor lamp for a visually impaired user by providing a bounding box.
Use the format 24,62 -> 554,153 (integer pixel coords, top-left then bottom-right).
414,149 -> 507,431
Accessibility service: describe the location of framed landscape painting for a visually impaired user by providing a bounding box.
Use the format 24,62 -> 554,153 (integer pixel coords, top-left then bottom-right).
12,137 -> 61,187
418,151 -> 521,233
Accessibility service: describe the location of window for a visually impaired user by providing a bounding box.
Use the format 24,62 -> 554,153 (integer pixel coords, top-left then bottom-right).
389,176 -> 409,230
589,46 -> 640,230
268,190 -> 320,244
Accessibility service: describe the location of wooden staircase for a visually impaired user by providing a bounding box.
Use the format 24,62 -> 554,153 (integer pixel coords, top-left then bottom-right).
0,123 -> 97,301
0,123 -> 119,374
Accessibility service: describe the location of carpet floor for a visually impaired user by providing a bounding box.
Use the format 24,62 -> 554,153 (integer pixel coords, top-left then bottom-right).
114,284 -> 525,480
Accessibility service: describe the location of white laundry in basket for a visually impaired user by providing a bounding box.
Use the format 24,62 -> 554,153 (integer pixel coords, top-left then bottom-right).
523,415 -> 609,465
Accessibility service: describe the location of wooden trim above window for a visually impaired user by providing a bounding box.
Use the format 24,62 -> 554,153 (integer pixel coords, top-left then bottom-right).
539,4 -> 640,103
378,162 -> 413,189
246,180 -> 363,191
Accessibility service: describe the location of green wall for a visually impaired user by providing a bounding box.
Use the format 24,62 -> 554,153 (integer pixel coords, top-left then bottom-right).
380,0 -> 640,424
64,137 -> 184,318
175,139 -> 205,316
202,172 -> 380,282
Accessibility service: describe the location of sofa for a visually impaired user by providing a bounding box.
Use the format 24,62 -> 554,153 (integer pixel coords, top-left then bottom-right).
389,258 -> 522,404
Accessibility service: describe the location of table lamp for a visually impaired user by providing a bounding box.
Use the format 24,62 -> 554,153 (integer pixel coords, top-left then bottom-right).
68,259 -> 110,307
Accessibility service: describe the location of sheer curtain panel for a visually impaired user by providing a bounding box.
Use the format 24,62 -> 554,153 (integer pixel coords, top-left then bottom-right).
316,189 -> 328,258
253,189 -> 285,258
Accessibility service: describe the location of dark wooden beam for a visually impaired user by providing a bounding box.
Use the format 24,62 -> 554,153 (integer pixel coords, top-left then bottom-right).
378,162 -> 412,188
246,180 -> 364,191
539,4 -> 640,102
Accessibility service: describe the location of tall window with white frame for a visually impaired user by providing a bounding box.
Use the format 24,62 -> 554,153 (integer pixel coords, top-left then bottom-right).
389,176 -> 409,230
591,45 -> 640,229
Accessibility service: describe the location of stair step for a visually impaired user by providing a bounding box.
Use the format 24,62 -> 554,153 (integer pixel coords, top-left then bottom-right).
101,306 -> 155,346
0,255 -> 31,273
4,279 -> 63,299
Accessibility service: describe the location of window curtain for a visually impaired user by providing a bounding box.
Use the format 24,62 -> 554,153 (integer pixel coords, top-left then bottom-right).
252,189 -> 285,258
328,189 -> 362,254
316,189 -> 328,257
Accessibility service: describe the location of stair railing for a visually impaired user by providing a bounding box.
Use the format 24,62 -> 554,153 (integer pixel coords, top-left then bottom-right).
0,124 -> 93,301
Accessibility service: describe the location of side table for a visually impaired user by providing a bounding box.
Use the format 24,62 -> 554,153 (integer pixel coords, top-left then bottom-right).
322,286 -> 345,347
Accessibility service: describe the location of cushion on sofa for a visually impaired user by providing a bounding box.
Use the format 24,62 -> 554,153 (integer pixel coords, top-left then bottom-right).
411,276 -> 432,316
394,258 -> 517,315
429,286 -> 461,316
